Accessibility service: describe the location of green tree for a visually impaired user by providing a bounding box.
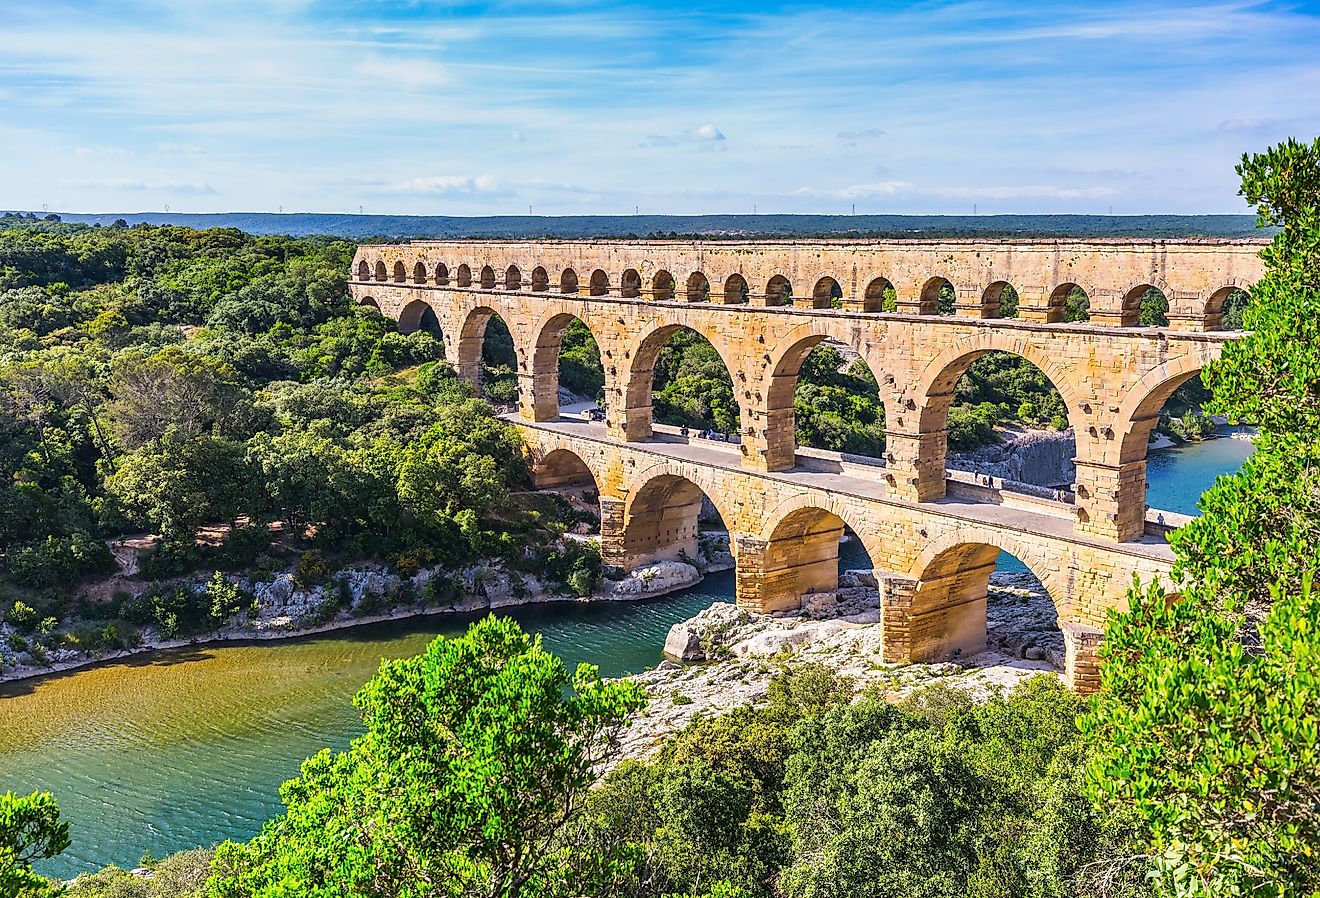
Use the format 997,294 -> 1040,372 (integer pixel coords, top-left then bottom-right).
0,791 -> 68,898
1082,137 -> 1320,898
207,616 -> 646,898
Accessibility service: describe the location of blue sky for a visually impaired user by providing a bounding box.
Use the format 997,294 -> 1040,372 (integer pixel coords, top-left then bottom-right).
2,0 -> 1318,215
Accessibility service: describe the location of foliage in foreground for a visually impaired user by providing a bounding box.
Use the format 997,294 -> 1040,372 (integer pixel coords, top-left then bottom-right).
206,616 -> 646,898
1082,137 -> 1320,898
0,791 -> 68,898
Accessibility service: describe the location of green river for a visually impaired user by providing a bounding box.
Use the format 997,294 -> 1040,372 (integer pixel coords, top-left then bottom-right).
1,435 -> 1254,877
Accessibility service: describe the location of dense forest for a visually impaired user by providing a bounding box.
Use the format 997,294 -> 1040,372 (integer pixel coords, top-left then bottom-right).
0,218 -> 596,661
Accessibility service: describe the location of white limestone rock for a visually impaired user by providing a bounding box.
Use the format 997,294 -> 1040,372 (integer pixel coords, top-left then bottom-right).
609,560 -> 702,598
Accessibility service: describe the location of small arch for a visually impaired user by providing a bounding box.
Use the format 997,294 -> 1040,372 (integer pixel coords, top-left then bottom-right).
1122,284 -> 1169,327
652,270 -> 676,302
356,260 -> 371,281
1205,286 -> 1250,331
589,269 -> 610,296
920,276 -> 956,315
456,264 -> 472,288
765,274 -> 793,307
685,271 -> 710,302
412,261 -> 427,284
531,266 -> 550,292
531,447 -> 599,491
723,273 -> 749,305
1050,283 -> 1089,323
434,263 -> 450,286
863,277 -> 895,312
560,268 -> 579,294
374,260 -> 388,282
393,261 -> 407,283
505,265 -> 522,291
480,265 -> 497,290
981,281 -> 1018,319
810,276 -> 842,309
621,268 -> 642,298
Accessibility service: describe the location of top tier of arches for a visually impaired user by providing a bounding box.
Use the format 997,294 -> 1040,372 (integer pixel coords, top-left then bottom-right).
352,240 -> 1263,332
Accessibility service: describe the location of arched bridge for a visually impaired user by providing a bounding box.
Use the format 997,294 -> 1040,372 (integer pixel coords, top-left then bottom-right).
350,238 -> 1263,691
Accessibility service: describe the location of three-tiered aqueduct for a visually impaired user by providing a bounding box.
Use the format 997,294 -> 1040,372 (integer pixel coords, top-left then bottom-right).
350,238 -> 1264,691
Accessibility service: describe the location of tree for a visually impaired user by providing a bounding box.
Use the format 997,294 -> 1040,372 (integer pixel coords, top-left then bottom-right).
1082,138 -> 1320,897
0,791 -> 68,898
207,616 -> 646,898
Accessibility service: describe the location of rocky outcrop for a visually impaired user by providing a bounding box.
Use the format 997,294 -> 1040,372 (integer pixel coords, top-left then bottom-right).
617,568 -> 1066,761
608,561 -> 703,598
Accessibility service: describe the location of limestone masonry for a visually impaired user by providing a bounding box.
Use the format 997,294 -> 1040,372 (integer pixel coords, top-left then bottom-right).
349,238 -> 1262,692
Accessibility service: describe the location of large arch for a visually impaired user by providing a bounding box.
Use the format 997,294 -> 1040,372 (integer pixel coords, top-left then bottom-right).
621,323 -> 742,441
455,305 -> 504,385
615,466 -> 735,572
358,295 -> 380,311
530,446 -> 600,491
397,299 -> 443,342
749,496 -> 882,613
762,326 -> 890,470
528,310 -> 605,421
904,533 -> 1067,664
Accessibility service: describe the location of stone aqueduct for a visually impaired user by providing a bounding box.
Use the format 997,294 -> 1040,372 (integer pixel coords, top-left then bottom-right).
350,238 -> 1264,691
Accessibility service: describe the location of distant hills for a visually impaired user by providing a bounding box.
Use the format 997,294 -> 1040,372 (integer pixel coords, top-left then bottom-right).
19,211 -> 1266,240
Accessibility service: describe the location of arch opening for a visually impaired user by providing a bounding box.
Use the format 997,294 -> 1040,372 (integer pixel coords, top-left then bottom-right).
357,260 -> 371,281
560,268 -> 579,294
480,265 -> 497,290
531,447 -> 599,492
530,313 -> 605,420
809,276 -> 843,309
723,273 -> 749,305
909,544 -> 1063,669
921,277 -> 956,315
685,272 -> 711,303
757,507 -> 876,614
392,261 -> 407,283
457,307 -> 516,405
628,325 -> 740,440
531,266 -> 549,292
412,261 -> 427,285
1123,284 -> 1169,327
359,295 -> 380,311
618,473 -> 728,573
983,281 -> 1019,319
621,268 -> 642,299
1049,283 -> 1090,322
773,339 -> 886,467
765,274 -> 793,307
863,277 -> 896,312
397,299 -> 445,348
456,264 -> 473,288
435,263 -> 450,286
1206,286 -> 1250,331
374,260 -> 388,282
505,265 -> 522,291
652,270 -> 675,302
589,269 -> 610,297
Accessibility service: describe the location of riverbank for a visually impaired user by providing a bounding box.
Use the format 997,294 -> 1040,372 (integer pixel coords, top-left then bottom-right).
0,533 -> 734,687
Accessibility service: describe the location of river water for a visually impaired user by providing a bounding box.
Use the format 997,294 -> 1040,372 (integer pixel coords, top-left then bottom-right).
1,435 -> 1254,878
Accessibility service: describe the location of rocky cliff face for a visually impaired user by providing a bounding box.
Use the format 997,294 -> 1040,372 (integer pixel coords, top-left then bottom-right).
950,428 -> 1077,487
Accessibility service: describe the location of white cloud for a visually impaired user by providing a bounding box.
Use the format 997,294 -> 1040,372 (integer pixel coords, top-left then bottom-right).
379,175 -> 503,196
74,146 -> 130,158
689,123 -> 725,141
158,142 -> 207,155
352,55 -> 449,89
81,179 -> 219,194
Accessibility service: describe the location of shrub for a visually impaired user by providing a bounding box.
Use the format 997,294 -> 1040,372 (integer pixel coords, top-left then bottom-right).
4,532 -> 116,588
293,549 -> 330,589
5,599 -> 38,633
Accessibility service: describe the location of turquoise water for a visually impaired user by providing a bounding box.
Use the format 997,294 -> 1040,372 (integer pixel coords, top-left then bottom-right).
0,436 -> 1251,877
